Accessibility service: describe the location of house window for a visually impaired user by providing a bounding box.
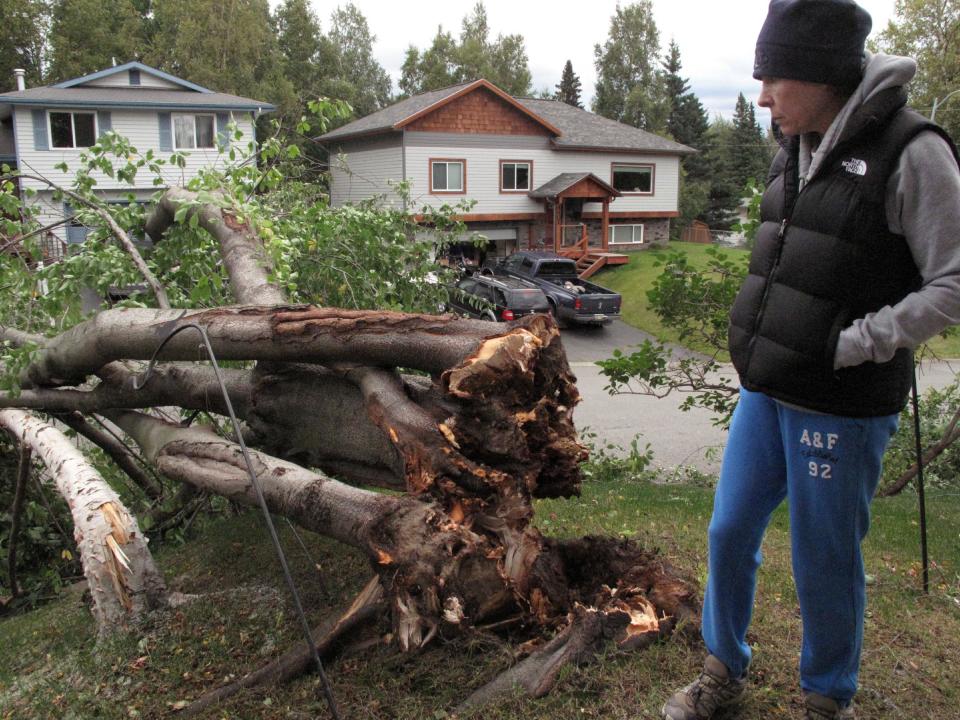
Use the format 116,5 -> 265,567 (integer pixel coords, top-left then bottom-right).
609,224 -> 645,244
500,161 -> 531,192
49,111 -> 96,148
173,114 -> 215,150
430,159 -> 465,193
611,164 -> 654,194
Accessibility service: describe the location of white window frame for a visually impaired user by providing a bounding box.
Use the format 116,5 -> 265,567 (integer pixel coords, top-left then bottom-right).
172,113 -> 216,150
609,223 -> 645,245
430,159 -> 465,193
47,110 -> 97,149
611,163 -> 655,195
500,160 -> 531,192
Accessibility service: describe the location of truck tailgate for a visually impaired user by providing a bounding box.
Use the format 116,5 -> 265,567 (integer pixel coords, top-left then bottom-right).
578,294 -> 619,314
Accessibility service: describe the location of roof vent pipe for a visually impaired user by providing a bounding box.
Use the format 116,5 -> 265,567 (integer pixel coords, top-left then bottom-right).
13,68 -> 25,91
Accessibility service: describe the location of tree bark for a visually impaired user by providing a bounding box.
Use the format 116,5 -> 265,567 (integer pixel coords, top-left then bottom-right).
19,305 -> 550,388
107,410 -> 514,650
55,412 -> 164,500
0,408 -> 167,634
144,187 -> 286,305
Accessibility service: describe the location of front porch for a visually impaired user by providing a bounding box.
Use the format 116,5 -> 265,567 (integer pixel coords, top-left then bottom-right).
529,172 -> 629,279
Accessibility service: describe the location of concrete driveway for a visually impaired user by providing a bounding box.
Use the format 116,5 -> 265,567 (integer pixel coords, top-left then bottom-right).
560,320 -> 729,476
559,320 -> 959,477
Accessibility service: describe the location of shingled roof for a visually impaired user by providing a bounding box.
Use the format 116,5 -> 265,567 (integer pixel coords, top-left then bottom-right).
0,87 -> 273,112
516,98 -> 694,155
0,61 -> 273,113
319,79 -> 694,155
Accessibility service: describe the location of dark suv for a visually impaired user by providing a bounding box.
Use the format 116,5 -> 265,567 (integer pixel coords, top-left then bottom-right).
444,274 -> 550,321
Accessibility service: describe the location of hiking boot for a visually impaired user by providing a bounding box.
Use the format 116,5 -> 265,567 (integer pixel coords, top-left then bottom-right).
660,654 -> 746,720
804,693 -> 855,719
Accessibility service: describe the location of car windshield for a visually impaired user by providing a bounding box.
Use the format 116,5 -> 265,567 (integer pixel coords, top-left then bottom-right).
536,261 -> 576,276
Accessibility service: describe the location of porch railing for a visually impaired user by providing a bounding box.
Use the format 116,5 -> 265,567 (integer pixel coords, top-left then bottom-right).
557,223 -> 588,259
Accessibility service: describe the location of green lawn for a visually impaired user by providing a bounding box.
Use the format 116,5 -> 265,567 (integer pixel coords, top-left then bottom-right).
2,479 -> 957,719
595,240 -> 960,358
595,241 -> 747,352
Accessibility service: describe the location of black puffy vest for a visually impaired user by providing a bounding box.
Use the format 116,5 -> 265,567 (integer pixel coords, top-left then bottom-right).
729,88 -> 959,417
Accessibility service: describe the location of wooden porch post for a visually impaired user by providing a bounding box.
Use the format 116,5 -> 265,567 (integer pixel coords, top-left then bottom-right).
555,199 -> 562,252
601,199 -> 610,251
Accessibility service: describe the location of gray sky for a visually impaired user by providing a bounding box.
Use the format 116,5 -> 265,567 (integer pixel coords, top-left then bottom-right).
310,0 -> 898,125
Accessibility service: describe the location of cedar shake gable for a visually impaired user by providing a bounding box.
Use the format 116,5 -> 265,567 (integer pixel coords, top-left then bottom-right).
401,85 -> 553,135
319,79 -> 561,143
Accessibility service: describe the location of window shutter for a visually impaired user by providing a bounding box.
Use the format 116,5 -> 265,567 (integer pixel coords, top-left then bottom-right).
216,113 -> 230,150
158,112 -> 172,151
97,111 -> 112,137
32,109 -> 49,150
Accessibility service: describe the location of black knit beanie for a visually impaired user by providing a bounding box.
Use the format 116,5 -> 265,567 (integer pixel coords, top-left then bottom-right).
753,0 -> 872,87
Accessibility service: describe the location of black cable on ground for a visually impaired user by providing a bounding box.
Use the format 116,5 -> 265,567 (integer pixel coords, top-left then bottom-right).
132,323 -> 343,719
910,360 -> 930,594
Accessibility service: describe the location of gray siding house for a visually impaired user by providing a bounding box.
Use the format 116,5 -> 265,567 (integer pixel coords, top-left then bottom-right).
0,61 -> 273,255
319,79 -> 694,272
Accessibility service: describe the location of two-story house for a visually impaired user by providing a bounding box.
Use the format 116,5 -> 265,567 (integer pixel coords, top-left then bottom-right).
319,79 -> 694,274
0,62 -> 273,257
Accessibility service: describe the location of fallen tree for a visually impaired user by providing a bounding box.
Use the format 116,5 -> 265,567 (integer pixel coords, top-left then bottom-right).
1,171 -> 698,711
0,408 -> 166,633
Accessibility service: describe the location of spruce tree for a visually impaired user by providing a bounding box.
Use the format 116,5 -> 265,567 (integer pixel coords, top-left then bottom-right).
327,3 -> 393,116
555,60 -> 583,108
730,92 -> 773,193
659,40 -> 714,235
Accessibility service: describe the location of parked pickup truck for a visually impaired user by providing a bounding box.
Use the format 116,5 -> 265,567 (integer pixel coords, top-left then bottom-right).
483,251 -> 621,326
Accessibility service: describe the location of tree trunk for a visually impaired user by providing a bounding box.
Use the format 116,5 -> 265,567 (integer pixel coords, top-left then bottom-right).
144,187 -> 286,305
0,408 -> 167,635
18,305 -> 550,388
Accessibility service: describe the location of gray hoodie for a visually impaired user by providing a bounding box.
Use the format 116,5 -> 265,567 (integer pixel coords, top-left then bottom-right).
796,53 -> 960,370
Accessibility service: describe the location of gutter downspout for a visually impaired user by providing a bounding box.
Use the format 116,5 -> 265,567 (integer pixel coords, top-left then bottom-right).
401,130 -> 407,214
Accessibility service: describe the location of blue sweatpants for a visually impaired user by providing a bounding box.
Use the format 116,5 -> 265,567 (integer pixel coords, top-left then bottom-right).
701,387 -> 899,702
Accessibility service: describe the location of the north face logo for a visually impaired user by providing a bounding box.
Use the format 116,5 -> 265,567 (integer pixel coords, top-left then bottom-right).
842,158 -> 867,176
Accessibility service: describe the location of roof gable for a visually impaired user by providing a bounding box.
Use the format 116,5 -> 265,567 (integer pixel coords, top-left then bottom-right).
53,62 -> 212,94
396,80 -> 560,136
319,79 -> 694,156
529,172 -> 620,200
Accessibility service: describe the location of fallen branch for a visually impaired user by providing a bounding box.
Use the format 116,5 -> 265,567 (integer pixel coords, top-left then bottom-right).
1,173 -> 170,309
6,444 -> 31,598
0,408 -> 167,634
56,412 -> 163,500
145,187 -> 285,305
879,402 -> 960,496
19,306 -> 544,388
182,576 -> 385,716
